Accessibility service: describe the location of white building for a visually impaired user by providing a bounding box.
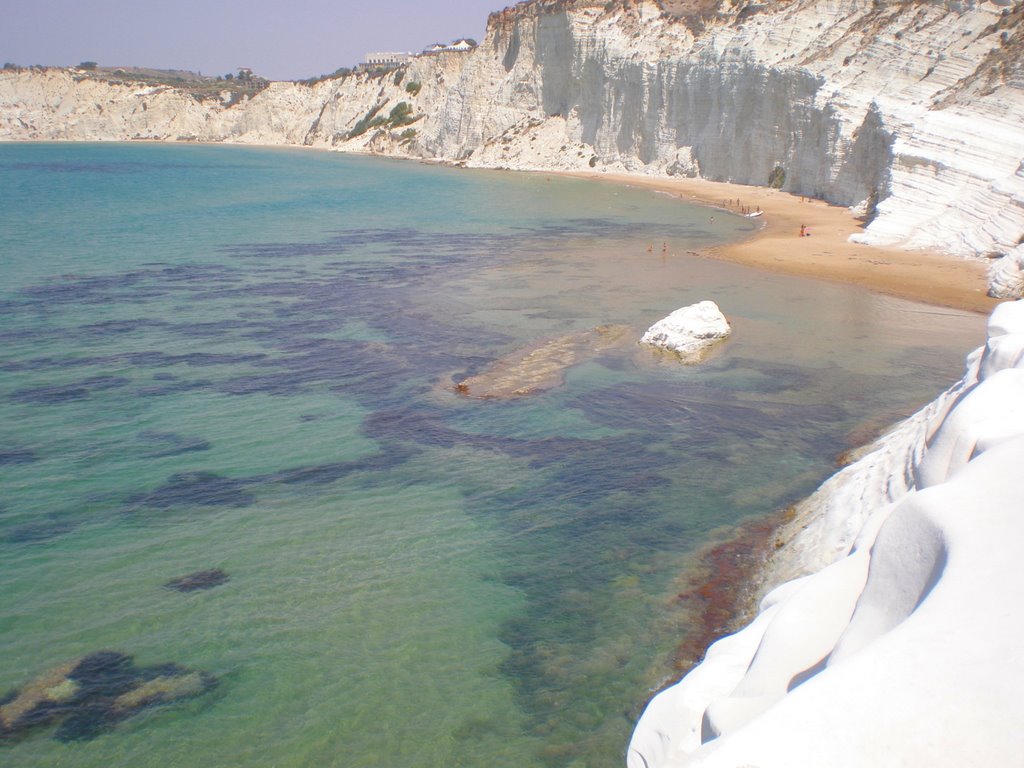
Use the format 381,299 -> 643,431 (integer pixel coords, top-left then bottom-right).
422,39 -> 478,54
362,52 -> 414,68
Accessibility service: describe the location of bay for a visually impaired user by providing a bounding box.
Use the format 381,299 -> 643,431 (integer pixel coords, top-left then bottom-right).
0,143 -> 983,766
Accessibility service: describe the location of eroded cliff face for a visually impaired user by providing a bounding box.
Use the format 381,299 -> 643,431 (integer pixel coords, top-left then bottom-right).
2,0 -> 1022,286
438,0 -> 1024,267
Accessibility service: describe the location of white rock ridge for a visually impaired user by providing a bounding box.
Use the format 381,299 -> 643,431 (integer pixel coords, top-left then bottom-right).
640,301 -> 731,358
627,299 -> 1024,768
2,0 -> 1022,294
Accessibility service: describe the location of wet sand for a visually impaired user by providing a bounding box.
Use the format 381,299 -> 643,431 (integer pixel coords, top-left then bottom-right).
557,171 -> 999,315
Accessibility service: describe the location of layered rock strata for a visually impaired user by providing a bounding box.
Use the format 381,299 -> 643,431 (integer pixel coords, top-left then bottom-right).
1,0 -> 1022,291
628,299 -> 1024,767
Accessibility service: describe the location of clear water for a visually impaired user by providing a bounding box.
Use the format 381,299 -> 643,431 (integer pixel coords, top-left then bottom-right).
0,143 -> 985,767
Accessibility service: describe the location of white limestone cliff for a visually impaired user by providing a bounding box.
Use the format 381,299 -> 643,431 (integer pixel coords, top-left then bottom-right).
1,0 -> 1022,292
627,299 -> 1024,767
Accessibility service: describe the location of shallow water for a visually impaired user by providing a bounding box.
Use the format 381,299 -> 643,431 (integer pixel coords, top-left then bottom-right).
0,143 -> 984,767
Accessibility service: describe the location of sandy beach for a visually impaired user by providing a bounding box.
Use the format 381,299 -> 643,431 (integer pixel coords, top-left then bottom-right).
558,170 -> 1000,315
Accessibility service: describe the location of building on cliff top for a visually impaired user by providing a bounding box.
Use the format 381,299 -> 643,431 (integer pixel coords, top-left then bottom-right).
422,39 -> 477,54
360,52 -> 414,70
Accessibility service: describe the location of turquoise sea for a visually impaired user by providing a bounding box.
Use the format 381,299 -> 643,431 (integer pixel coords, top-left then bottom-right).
0,143 -> 984,767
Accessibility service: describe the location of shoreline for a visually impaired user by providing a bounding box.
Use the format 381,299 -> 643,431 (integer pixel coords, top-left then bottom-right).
553,169 -> 999,315
6,139 -> 998,314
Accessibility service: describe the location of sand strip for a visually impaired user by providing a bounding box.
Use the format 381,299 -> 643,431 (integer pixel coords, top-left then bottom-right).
555,170 -> 999,315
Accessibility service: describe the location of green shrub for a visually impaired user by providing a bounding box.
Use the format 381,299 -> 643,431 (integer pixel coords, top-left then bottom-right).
348,101 -> 419,139
768,165 -> 786,189
405,81 -> 422,95
389,101 -> 417,127
348,103 -> 387,138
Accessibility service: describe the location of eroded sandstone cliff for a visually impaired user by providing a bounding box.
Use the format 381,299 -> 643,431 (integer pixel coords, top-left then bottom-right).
2,0 -> 1022,289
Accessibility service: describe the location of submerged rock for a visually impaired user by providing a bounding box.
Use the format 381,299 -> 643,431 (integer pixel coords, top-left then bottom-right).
164,568 -> 230,593
455,325 -> 631,398
0,651 -> 216,744
640,301 -> 731,360
0,658 -> 80,735
113,670 -> 209,712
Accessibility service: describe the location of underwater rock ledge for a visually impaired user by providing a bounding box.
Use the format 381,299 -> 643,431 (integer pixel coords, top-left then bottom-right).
0,651 -> 217,744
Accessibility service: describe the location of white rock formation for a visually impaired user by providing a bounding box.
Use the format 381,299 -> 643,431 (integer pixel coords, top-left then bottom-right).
989,243 -> 1024,299
628,299 -> 1024,768
640,300 -> 731,358
1,0 -> 1022,292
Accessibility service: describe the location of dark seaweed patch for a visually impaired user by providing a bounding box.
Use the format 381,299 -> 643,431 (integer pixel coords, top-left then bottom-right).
80,319 -> 171,336
3,517 -> 79,545
219,338 -> 412,400
0,449 -> 37,466
9,384 -> 91,405
168,320 -> 251,338
137,379 -> 213,397
164,568 -> 229,593
9,375 -> 131,405
52,703 -> 112,743
13,265 -> 238,311
269,446 -> 417,486
706,356 -> 817,395
1,651 -> 217,744
123,351 -> 267,368
137,431 -> 211,458
216,372 -> 303,397
70,652 -> 136,698
0,355 -> 110,373
362,408 -> 461,448
126,472 -> 255,510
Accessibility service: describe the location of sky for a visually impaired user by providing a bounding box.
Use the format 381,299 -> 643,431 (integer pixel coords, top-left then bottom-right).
1,0 -> 508,81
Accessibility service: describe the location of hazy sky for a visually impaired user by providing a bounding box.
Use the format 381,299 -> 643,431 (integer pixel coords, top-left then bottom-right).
2,0 -> 508,81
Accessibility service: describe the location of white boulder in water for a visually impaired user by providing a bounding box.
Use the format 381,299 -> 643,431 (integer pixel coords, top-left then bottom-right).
641,301 -> 731,358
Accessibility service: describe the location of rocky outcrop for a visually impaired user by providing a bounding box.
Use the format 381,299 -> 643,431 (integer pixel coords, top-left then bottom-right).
640,300 -> 731,359
1,0 -> 1022,280
454,325 -> 632,398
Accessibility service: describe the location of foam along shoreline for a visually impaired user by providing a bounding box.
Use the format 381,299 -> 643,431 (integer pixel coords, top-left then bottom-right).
628,299 -> 1024,767
554,170 -> 999,315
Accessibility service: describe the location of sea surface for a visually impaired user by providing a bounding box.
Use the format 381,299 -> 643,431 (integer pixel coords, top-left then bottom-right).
0,143 -> 985,767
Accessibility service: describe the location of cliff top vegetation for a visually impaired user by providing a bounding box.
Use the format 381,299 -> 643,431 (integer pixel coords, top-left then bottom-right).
0,63 -> 272,103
